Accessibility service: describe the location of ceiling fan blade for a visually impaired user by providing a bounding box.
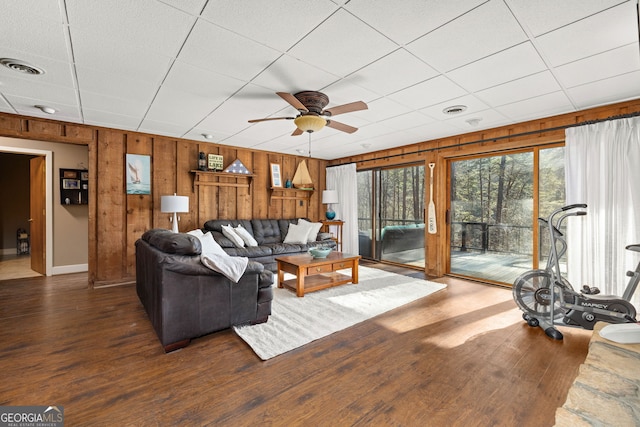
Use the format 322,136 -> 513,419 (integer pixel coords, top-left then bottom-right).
248,116 -> 294,123
277,92 -> 308,112
326,120 -> 358,134
291,127 -> 304,136
323,101 -> 367,117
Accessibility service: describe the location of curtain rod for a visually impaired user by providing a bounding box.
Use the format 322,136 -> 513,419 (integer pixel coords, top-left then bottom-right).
328,110 -> 640,166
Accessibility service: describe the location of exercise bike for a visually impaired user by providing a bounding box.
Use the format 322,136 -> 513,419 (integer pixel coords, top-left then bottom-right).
512,204 -> 640,340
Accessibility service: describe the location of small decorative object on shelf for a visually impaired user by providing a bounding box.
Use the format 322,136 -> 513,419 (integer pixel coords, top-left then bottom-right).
223,158 -> 251,174
208,154 -> 224,171
198,152 -> 207,171
285,178 -> 292,188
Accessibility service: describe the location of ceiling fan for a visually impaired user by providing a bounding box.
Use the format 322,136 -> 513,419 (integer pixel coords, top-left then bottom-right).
248,91 -> 367,136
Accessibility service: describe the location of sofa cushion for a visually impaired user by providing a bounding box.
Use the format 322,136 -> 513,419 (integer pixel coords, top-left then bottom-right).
142,229 -> 201,255
251,219 -> 286,245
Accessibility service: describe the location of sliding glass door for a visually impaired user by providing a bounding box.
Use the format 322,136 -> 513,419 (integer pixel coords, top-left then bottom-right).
357,164 -> 425,267
449,146 -> 565,284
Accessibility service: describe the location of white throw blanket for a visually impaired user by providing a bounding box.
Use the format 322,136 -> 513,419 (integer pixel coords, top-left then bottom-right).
188,229 -> 248,283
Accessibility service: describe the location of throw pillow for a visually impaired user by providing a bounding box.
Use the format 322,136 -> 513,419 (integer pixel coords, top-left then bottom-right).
235,224 -> 258,247
221,224 -> 245,248
283,222 -> 311,244
298,219 -> 323,242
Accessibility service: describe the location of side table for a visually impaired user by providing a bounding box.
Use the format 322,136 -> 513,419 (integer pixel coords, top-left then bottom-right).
321,220 -> 344,252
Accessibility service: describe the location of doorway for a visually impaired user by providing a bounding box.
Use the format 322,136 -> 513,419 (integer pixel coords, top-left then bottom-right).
0,146 -> 52,279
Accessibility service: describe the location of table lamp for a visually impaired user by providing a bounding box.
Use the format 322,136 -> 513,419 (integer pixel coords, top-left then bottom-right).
161,193 -> 189,233
322,190 -> 339,220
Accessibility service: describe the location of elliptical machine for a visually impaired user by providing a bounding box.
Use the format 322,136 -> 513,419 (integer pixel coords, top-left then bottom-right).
513,204 -> 639,340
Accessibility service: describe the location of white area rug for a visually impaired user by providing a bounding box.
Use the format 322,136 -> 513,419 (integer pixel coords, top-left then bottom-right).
233,266 -> 446,360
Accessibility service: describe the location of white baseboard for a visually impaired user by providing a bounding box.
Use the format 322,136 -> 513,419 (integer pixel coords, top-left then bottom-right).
52,263 -> 88,275
1,248 -> 17,255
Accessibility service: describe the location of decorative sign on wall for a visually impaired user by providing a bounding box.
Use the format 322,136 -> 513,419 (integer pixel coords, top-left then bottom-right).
223,158 -> 251,174
208,154 -> 223,171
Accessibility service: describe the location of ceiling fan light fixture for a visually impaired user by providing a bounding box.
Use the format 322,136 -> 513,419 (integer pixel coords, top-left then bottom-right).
294,115 -> 326,133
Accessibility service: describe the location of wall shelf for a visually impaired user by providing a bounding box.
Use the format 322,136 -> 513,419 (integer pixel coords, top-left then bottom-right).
269,187 -> 314,204
190,170 -> 255,194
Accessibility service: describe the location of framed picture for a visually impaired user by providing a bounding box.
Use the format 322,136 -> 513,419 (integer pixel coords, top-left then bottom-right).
63,170 -> 77,179
62,179 -> 80,190
126,154 -> 151,195
270,163 -> 282,188
80,171 -> 89,181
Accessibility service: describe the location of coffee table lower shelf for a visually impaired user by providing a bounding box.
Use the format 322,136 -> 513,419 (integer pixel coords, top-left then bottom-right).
280,272 -> 354,295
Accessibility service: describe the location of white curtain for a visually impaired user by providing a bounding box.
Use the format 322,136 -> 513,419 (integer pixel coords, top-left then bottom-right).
326,163 -> 358,254
565,117 -> 640,308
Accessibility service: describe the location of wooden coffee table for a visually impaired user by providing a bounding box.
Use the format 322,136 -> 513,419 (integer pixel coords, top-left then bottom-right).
276,252 -> 361,297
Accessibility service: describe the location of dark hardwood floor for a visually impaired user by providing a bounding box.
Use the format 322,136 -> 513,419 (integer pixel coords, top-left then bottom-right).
0,261 -> 591,426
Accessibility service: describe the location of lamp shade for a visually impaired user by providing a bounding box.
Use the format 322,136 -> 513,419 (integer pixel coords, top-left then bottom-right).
161,194 -> 189,213
294,115 -> 327,133
322,190 -> 339,205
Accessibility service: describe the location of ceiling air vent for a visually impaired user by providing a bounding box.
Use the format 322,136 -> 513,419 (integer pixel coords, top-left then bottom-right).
443,105 -> 467,115
0,58 -> 45,75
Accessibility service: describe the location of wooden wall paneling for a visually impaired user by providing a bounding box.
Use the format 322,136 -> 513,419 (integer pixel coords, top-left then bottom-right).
152,138 -> 177,231
87,140 -> 98,287
282,155 -> 297,217
252,151 -> 269,219
198,144 -> 218,224
268,153 -> 283,219
63,125 -> 95,144
0,115 -> 23,135
236,149 -> 253,219
25,119 -> 63,137
125,135 -> 153,277
218,147 -> 238,219
95,130 -> 126,284
176,140 -> 198,231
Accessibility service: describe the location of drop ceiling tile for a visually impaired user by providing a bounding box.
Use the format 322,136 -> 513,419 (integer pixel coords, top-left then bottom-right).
200,0 -> 338,52
163,60 -> 246,99
6,95 -> 81,122
75,66 -> 158,103
0,12 -> 69,61
71,32 -> 174,84
356,97 -> 412,122
378,112 -> 436,131
66,0 -> 195,57
157,0 -> 208,15
388,76 -> 468,110
496,91 -> 574,121
287,9 -> 398,78
535,2 -> 638,67
138,119 -> 194,138
0,95 -> 15,113
447,42 -> 547,92
345,0 -> 488,45
444,108 -> 510,132
506,0 -> 628,36
475,71 -> 561,107
0,48 -> 76,88
567,71 -> 640,109
407,0 -> 527,72
178,20 -> 281,82
145,87 -> 221,127
4,0 -> 65,23
251,55 -> 340,94
403,121 -> 465,142
345,49 -> 439,96
0,73 -> 77,106
320,79 -> 381,107
80,90 -> 149,118
182,128 -> 234,144
83,109 -> 142,131
554,44 -> 640,89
